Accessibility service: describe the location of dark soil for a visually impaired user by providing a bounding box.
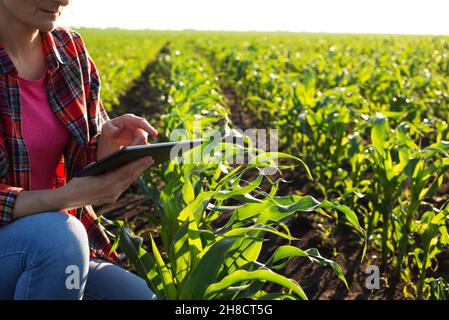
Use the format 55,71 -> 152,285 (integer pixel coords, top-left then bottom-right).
220,85 -> 255,130
259,214 -> 406,300
108,44 -> 170,120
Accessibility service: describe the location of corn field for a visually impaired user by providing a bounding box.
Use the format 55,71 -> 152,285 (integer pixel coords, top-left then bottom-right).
82,29 -> 449,300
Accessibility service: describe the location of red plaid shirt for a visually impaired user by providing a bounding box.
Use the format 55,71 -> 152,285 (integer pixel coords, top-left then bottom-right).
0,28 -> 120,264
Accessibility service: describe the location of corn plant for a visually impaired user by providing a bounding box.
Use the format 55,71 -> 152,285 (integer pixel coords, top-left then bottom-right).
85,29 -> 449,300
426,277 -> 449,300
412,209 -> 449,299
364,113 -> 449,294
100,43 -> 366,300
107,154 -> 365,299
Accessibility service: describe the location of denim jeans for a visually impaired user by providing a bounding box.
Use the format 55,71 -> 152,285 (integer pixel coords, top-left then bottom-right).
0,211 -> 157,300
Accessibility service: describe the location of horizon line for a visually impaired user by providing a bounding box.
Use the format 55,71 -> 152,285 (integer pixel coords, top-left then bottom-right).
68,26 -> 449,37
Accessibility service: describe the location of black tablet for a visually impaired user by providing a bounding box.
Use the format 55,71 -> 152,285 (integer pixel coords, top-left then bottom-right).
74,139 -> 203,177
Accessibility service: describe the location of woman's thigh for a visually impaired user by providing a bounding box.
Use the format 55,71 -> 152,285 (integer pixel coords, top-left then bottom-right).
0,212 -> 89,300
83,258 -> 157,300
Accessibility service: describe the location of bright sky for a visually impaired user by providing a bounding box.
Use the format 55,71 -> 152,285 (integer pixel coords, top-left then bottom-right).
59,0 -> 449,35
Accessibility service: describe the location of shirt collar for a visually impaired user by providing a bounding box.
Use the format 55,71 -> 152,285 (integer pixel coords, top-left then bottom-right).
41,31 -> 65,73
0,30 -> 65,76
0,45 -> 14,75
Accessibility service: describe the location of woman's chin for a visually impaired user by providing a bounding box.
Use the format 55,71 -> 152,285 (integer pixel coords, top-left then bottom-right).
35,21 -> 58,33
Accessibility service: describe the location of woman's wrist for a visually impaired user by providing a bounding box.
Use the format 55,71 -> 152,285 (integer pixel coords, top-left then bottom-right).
13,185 -> 79,219
50,184 -> 74,210
57,179 -> 88,210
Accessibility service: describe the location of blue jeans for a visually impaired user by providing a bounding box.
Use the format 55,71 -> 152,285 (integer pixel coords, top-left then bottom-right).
0,211 -> 157,300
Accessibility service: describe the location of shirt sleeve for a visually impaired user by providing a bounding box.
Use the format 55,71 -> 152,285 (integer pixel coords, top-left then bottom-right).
69,30 -> 111,165
84,44 -> 111,165
0,184 -> 24,225
0,127 -> 24,225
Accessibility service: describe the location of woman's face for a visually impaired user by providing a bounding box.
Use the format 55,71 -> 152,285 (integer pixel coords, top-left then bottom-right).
1,0 -> 70,32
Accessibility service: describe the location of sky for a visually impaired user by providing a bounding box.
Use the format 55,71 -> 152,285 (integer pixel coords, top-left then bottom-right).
59,0 -> 449,35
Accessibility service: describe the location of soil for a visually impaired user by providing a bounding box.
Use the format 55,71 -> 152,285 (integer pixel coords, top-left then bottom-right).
108,44 -> 170,120
259,215 -> 406,299
220,85 -> 255,130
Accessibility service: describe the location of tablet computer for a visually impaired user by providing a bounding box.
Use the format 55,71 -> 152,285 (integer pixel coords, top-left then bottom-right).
74,139 -> 203,177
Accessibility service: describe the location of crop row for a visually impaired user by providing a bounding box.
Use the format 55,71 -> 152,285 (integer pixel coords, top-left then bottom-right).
197,34 -> 449,299
80,29 -> 168,111
102,41 -> 365,300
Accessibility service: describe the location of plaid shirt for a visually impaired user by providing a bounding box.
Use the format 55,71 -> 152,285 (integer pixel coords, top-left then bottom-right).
0,28 -> 120,264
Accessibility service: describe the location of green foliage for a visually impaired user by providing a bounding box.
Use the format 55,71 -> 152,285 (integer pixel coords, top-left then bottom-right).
79,28 -> 168,111
90,30 -> 449,300
197,33 -> 449,299
100,42 -> 365,300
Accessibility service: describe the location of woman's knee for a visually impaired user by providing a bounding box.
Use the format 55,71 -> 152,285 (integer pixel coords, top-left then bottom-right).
25,212 -> 90,262
7,212 -> 90,299
85,259 -> 158,300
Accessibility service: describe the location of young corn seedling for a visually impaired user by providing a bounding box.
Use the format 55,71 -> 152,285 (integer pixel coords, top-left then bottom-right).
367,113 -> 449,289
412,209 -> 449,299
105,147 -> 365,299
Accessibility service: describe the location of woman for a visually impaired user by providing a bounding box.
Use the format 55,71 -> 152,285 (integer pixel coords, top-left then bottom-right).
0,0 -> 158,299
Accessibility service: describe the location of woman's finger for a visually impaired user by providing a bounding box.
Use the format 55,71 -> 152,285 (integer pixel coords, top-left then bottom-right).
114,114 -> 158,137
102,119 -> 124,138
132,128 -> 149,145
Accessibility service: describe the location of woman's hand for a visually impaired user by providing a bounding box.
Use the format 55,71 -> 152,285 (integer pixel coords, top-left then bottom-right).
97,114 -> 158,161
13,156 -> 155,219
61,156 -> 155,209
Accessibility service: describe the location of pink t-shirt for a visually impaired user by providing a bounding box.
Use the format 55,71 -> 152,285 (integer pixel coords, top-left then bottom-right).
18,71 -> 70,190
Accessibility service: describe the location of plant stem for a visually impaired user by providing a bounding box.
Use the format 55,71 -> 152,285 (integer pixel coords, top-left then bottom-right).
395,200 -> 419,277
417,246 -> 429,300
